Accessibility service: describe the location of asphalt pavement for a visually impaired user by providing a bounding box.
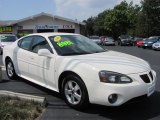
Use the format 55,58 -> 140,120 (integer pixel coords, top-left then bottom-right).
0,46 -> 160,120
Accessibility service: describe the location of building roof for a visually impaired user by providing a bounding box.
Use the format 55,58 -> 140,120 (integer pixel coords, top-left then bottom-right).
0,12 -> 85,26
0,20 -> 17,26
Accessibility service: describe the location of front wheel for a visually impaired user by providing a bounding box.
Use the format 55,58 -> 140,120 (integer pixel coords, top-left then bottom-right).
6,59 -> 18,79
62,75 -> 89,109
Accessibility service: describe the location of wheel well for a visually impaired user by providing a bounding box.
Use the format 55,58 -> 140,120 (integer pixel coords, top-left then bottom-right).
58,71 -> 83,93
5,56 -> 11,65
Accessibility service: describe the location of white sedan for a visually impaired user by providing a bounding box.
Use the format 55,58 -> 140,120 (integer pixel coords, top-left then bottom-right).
152,41 -> 160,50
3,33 -> 157,109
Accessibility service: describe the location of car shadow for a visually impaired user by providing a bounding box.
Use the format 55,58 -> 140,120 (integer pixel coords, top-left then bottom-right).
82,91 -> 160,120
6,77 -> 160,119
17,77 -> 62,99
0,79 -> 11,83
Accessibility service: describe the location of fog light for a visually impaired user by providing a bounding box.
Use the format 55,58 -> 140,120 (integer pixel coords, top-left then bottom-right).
108,94 -> 118,104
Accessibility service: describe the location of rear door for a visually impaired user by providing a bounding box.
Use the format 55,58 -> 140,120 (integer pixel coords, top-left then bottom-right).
16,36 -> 33,77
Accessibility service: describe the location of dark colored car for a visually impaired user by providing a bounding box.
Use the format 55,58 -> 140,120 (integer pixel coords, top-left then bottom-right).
142,36 -> 160,49
118,35 -> 133,46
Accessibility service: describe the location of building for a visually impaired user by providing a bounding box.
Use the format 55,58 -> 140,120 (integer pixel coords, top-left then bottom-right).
0,12 -> 85,37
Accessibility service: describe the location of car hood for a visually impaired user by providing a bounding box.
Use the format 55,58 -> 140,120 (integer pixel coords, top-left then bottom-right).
143,40 -> 156,43
64,51 -> 150,75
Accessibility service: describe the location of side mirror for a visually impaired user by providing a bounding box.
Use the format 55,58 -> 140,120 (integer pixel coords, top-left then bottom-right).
38,49 -> 52,58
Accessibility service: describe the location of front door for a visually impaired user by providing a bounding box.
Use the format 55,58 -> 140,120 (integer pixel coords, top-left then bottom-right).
28,35 -> 56,88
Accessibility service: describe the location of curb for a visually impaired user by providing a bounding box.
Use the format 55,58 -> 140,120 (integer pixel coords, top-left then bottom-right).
0,90 -> 46,104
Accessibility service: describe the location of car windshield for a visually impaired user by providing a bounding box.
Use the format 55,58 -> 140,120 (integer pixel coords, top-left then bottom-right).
106,37 -> 113,40
49,35 -> 106,56
0,35 -> 17,42
148,36 -> 159,41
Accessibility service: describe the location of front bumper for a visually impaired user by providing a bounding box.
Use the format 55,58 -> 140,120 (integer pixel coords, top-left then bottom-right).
142,43 -> 153,47
152,45 -> 160,50
121,41 -> 132,45
88,70 -> 157,106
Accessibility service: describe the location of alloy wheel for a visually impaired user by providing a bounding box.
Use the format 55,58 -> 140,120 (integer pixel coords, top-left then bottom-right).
64,80 -> 82,105
7,62 -> 14,77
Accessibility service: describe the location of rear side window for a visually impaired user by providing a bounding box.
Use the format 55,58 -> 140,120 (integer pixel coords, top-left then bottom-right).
18,36 -> 33,50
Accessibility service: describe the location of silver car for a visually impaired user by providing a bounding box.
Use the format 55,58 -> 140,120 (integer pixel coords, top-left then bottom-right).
104,37 -> 115,45
152,41 -> 160,50
0,34 -> 17,55
89,36 -> 100,44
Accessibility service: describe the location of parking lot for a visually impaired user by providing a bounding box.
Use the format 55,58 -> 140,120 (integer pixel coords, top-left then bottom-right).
0,46 -> 160,120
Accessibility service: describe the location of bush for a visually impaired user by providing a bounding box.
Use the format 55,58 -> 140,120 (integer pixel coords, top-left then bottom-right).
0,96 -> 45,120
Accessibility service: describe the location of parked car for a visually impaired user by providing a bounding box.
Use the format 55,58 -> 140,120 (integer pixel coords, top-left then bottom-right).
104,37 -> 115,46
89,36 -> 100,44
152,41 -> 160,50
142,36 -> 160,49
136,38 -> 146,47
136,40 -> 143,47
118,35 -> 133,46
3,33 -> 157,109
0,34 -> 17,55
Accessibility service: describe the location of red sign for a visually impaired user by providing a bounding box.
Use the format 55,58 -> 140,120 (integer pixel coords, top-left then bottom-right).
63,25 -> 73,29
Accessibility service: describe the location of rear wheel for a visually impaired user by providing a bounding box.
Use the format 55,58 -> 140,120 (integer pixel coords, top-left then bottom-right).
0,48 -> 3,55
6,59 -> 18,79
61,75 -> 89,109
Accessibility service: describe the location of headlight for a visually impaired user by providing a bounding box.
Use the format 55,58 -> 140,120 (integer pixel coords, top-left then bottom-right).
99,71 -> 132,84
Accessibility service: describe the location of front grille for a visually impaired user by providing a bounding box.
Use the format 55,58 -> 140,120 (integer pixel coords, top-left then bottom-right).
140,74 -> 150,83
149,71 -> 153,81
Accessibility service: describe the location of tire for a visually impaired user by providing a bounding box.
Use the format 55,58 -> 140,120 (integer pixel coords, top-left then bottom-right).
0,49 -> 2,55
6,59 -> 18,79
61,75 -> 89,109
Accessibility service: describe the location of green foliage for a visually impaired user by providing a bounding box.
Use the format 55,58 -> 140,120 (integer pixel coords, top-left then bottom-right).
104,1 -> 131,38
137,0 -> 160,37
0,96 -> 45,120
83,17 -> 95,36
84,0 -> 160,39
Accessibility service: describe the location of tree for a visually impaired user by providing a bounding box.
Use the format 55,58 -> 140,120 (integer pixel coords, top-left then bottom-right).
136,0 -> 160,37
93,10 -> 110,36
83,0 -> 160,38
83,17 -> 95,36
104,1 -> 130,39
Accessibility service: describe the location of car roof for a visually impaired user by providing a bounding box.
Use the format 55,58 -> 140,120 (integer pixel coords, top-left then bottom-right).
27,32 -> 79,37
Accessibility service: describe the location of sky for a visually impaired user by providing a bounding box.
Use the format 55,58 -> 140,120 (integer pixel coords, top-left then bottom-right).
0,0 -> 141,22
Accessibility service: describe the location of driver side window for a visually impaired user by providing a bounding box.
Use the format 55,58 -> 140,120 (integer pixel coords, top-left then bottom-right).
31,36 -> 53,53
